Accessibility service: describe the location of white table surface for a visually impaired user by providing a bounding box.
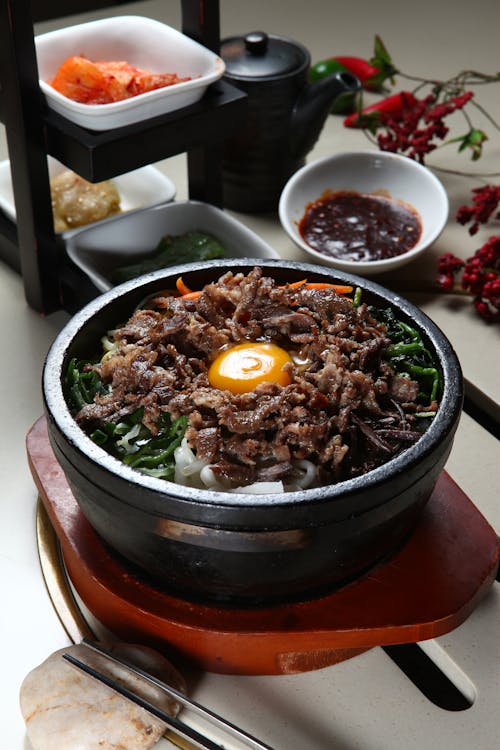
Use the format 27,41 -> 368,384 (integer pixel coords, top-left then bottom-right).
1,1 -> 499,749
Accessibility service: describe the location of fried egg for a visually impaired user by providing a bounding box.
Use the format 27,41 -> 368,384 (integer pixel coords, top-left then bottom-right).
208,341 -> 293,394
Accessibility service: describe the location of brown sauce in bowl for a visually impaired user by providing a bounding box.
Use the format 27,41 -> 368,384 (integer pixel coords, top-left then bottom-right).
298,190 -> 422,262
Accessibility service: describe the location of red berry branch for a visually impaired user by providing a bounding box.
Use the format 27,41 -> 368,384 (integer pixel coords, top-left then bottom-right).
316,37 -> 500,322
342,36 -> 500,170
437,237 -> 500,322
456,185 -> 500,235
437,189 -> 500,322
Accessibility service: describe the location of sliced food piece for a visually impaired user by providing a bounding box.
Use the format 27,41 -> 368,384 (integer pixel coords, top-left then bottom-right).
50,170 -> 120,231
19,642 -> 186,750
50,56 -> 192,104
50,56 -> 128,104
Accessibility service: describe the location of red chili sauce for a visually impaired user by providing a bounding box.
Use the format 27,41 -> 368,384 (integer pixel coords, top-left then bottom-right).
298,190 -> 422,262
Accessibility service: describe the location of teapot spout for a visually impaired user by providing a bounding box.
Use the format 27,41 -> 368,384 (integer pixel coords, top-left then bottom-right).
290,71 -> 361,159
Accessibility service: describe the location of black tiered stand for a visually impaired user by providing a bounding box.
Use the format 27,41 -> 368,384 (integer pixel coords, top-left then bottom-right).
0,1 -> 246,313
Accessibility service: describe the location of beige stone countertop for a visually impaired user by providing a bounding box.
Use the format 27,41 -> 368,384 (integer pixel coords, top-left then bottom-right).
0,1 -> 499,749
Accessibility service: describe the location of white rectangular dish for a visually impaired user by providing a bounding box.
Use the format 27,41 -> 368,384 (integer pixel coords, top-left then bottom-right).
64,200 -> 280,291
35,16 -> 225,130
0,158 -> 176,233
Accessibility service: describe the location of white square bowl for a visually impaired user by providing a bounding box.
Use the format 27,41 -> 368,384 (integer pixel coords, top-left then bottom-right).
0,157 -> 176,233
35,15 -> 225,130
65,200 -> 281,291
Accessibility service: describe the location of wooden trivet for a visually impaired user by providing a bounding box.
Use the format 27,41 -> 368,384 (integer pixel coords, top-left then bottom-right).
27,416 -> 499,675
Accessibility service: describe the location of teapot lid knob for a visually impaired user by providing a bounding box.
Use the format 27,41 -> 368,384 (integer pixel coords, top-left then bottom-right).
244,31 -> 268,55
221,32 -> 309,79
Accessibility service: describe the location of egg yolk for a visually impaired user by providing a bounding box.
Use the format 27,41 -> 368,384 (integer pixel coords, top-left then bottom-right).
208,342 -> 293,394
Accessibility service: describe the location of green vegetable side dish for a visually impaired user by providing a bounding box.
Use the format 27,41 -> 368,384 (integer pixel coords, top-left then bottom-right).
112,230 -> 226,284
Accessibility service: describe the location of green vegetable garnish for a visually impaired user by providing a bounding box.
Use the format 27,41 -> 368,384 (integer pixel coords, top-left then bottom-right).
65,357 -> 109,412
369,306 -> 442,404
353,286 -> 363,308
65,359 -> 188,481
112,230 -> 225,284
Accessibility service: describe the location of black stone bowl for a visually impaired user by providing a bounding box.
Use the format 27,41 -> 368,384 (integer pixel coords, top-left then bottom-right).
43,260 -> 463,605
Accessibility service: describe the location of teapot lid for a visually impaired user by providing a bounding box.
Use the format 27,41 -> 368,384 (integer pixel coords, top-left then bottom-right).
220,32 -> 310,80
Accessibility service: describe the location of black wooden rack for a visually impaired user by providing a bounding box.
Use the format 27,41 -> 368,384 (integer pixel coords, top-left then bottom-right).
0,0 -> 246,313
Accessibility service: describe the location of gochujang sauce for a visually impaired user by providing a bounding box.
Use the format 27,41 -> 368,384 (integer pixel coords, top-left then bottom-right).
299,190 -> 422,262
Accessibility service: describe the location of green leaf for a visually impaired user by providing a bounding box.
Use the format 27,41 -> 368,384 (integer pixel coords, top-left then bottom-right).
372,35 -> 392,66
369,36 -> 398,88
447,128 -> 488,161
90,428 -> 109,446
356,111 -> 384,134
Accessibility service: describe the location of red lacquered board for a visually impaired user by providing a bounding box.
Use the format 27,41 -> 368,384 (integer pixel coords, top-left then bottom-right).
27,416 -> 499,676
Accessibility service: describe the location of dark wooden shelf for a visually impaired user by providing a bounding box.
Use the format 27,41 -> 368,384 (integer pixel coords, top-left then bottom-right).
0,212 -> 20,273
0,0 -> 243,314
42,80 -> 246,183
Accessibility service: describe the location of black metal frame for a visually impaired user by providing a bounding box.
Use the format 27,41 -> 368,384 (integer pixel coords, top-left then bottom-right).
0,0 -> 246,313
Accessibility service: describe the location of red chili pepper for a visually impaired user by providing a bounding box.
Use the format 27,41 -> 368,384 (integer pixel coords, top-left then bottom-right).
343,91 -> 418,128
332,56 -> 382,91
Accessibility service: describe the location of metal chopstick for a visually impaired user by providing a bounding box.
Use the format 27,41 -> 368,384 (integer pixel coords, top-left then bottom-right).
81,638 -> 274,750
63,652 -> 223,750
63,638 -> 275,750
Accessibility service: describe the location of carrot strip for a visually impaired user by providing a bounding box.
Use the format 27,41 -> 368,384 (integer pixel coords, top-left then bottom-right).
176,276 -> 352,301
303,282 -> 353,293
281,279 -> 308,289
181,290 -> 202,300
279,279 -> 353,294
176,277 -> 193,295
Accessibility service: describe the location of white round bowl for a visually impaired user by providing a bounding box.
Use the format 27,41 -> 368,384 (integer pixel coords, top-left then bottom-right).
279,150 -> 449,275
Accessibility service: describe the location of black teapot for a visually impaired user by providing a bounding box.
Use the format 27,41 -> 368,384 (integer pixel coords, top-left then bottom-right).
220,31 -> 361,212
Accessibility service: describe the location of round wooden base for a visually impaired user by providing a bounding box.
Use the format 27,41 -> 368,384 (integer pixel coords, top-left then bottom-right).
28,416 -> 499,675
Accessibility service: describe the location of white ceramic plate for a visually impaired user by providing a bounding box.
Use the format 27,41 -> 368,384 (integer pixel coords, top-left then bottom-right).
35,16 -> 225,130
65,200 -> 281,291
279,150 -> 449,276
0,158 -> 176,232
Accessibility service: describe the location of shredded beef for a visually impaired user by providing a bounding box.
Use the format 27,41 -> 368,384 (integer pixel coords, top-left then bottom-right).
75,267 -> 433,486
390,374 -> 420,403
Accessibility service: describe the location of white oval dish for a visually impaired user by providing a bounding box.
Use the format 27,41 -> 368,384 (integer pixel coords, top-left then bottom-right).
0,158 -> 176,233
65,200 -> 281,292
279,150 -> 449,275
